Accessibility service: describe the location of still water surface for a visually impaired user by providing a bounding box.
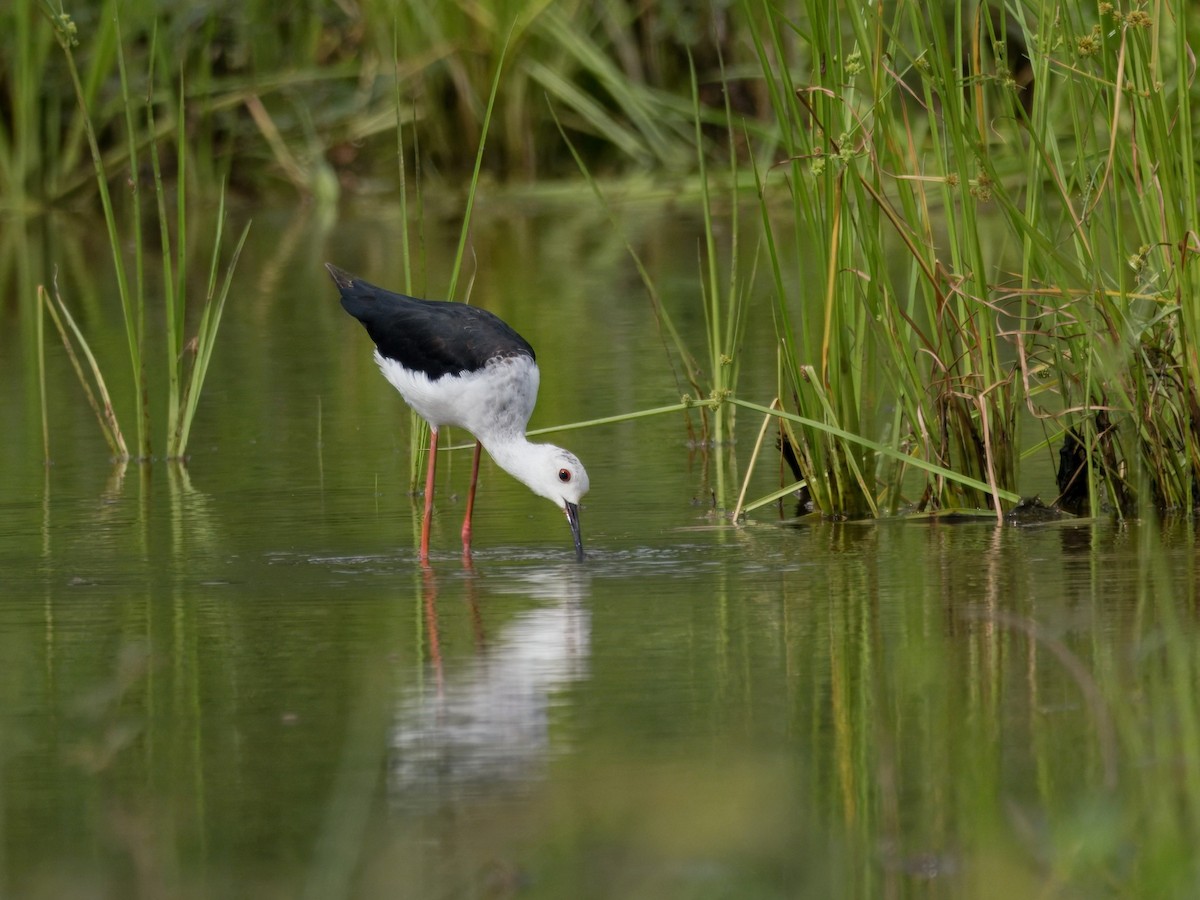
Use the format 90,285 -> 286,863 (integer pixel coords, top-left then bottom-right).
2,199 -> 1198,897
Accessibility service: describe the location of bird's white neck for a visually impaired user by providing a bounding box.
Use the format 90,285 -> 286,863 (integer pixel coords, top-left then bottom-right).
481,433 -> 546,498
477,433 -> 588,510
476,430 -> 589,518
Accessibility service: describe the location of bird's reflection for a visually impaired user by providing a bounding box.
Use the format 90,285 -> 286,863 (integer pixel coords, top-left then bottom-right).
389,566 -> 591,812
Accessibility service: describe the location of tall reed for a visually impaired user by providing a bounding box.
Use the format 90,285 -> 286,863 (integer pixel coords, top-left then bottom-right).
39,3 -> 248,462
1004,1 -> 1200,514
692,52 -> 750,452
749,4 -> 876,516
739,0 -> 1200,518
750,1 -> 1032,517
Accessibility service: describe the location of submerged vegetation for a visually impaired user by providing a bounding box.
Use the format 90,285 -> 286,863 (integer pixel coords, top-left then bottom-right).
4,0 -> 1200,518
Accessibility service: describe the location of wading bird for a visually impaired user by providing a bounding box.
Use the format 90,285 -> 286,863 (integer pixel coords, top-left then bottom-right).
328,264 -> 589,562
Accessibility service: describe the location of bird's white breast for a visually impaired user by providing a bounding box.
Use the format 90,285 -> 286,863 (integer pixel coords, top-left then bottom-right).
376,350 -> 540,438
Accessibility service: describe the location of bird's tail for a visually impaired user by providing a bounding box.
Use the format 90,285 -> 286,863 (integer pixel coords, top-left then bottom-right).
325,263 -> 355,290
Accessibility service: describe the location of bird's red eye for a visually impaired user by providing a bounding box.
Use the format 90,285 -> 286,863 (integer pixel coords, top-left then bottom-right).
558,468 -> 571,483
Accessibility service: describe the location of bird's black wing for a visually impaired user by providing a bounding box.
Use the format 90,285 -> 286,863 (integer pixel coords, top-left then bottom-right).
327,264 -> 535,379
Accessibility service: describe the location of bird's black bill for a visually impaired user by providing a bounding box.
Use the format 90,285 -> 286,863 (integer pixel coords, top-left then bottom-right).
564,501 -> 585,562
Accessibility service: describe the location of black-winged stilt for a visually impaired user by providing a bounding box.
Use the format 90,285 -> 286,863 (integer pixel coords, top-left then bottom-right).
327,264 -> 589,562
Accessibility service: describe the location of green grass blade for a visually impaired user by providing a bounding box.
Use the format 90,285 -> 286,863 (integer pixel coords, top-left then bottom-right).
446,22 -> 512,302
110,5 -> 150,459
175,204 -> 250,458
730,397 -> 1020,505
40,280 -> 127,459
38,4 -> 142,458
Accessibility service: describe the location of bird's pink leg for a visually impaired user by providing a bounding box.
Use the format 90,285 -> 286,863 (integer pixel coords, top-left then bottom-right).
420,427 -> 438,563
461,440 -> 483,559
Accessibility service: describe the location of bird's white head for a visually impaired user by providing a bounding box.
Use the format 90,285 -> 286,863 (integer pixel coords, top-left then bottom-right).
530,444 -> 589,504
500,442 -> 589,560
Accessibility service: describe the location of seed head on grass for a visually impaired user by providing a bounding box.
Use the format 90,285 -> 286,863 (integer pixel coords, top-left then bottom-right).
969,171 -> 994,202
53,12 -> 78,47
1077,28 -> 1102,58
